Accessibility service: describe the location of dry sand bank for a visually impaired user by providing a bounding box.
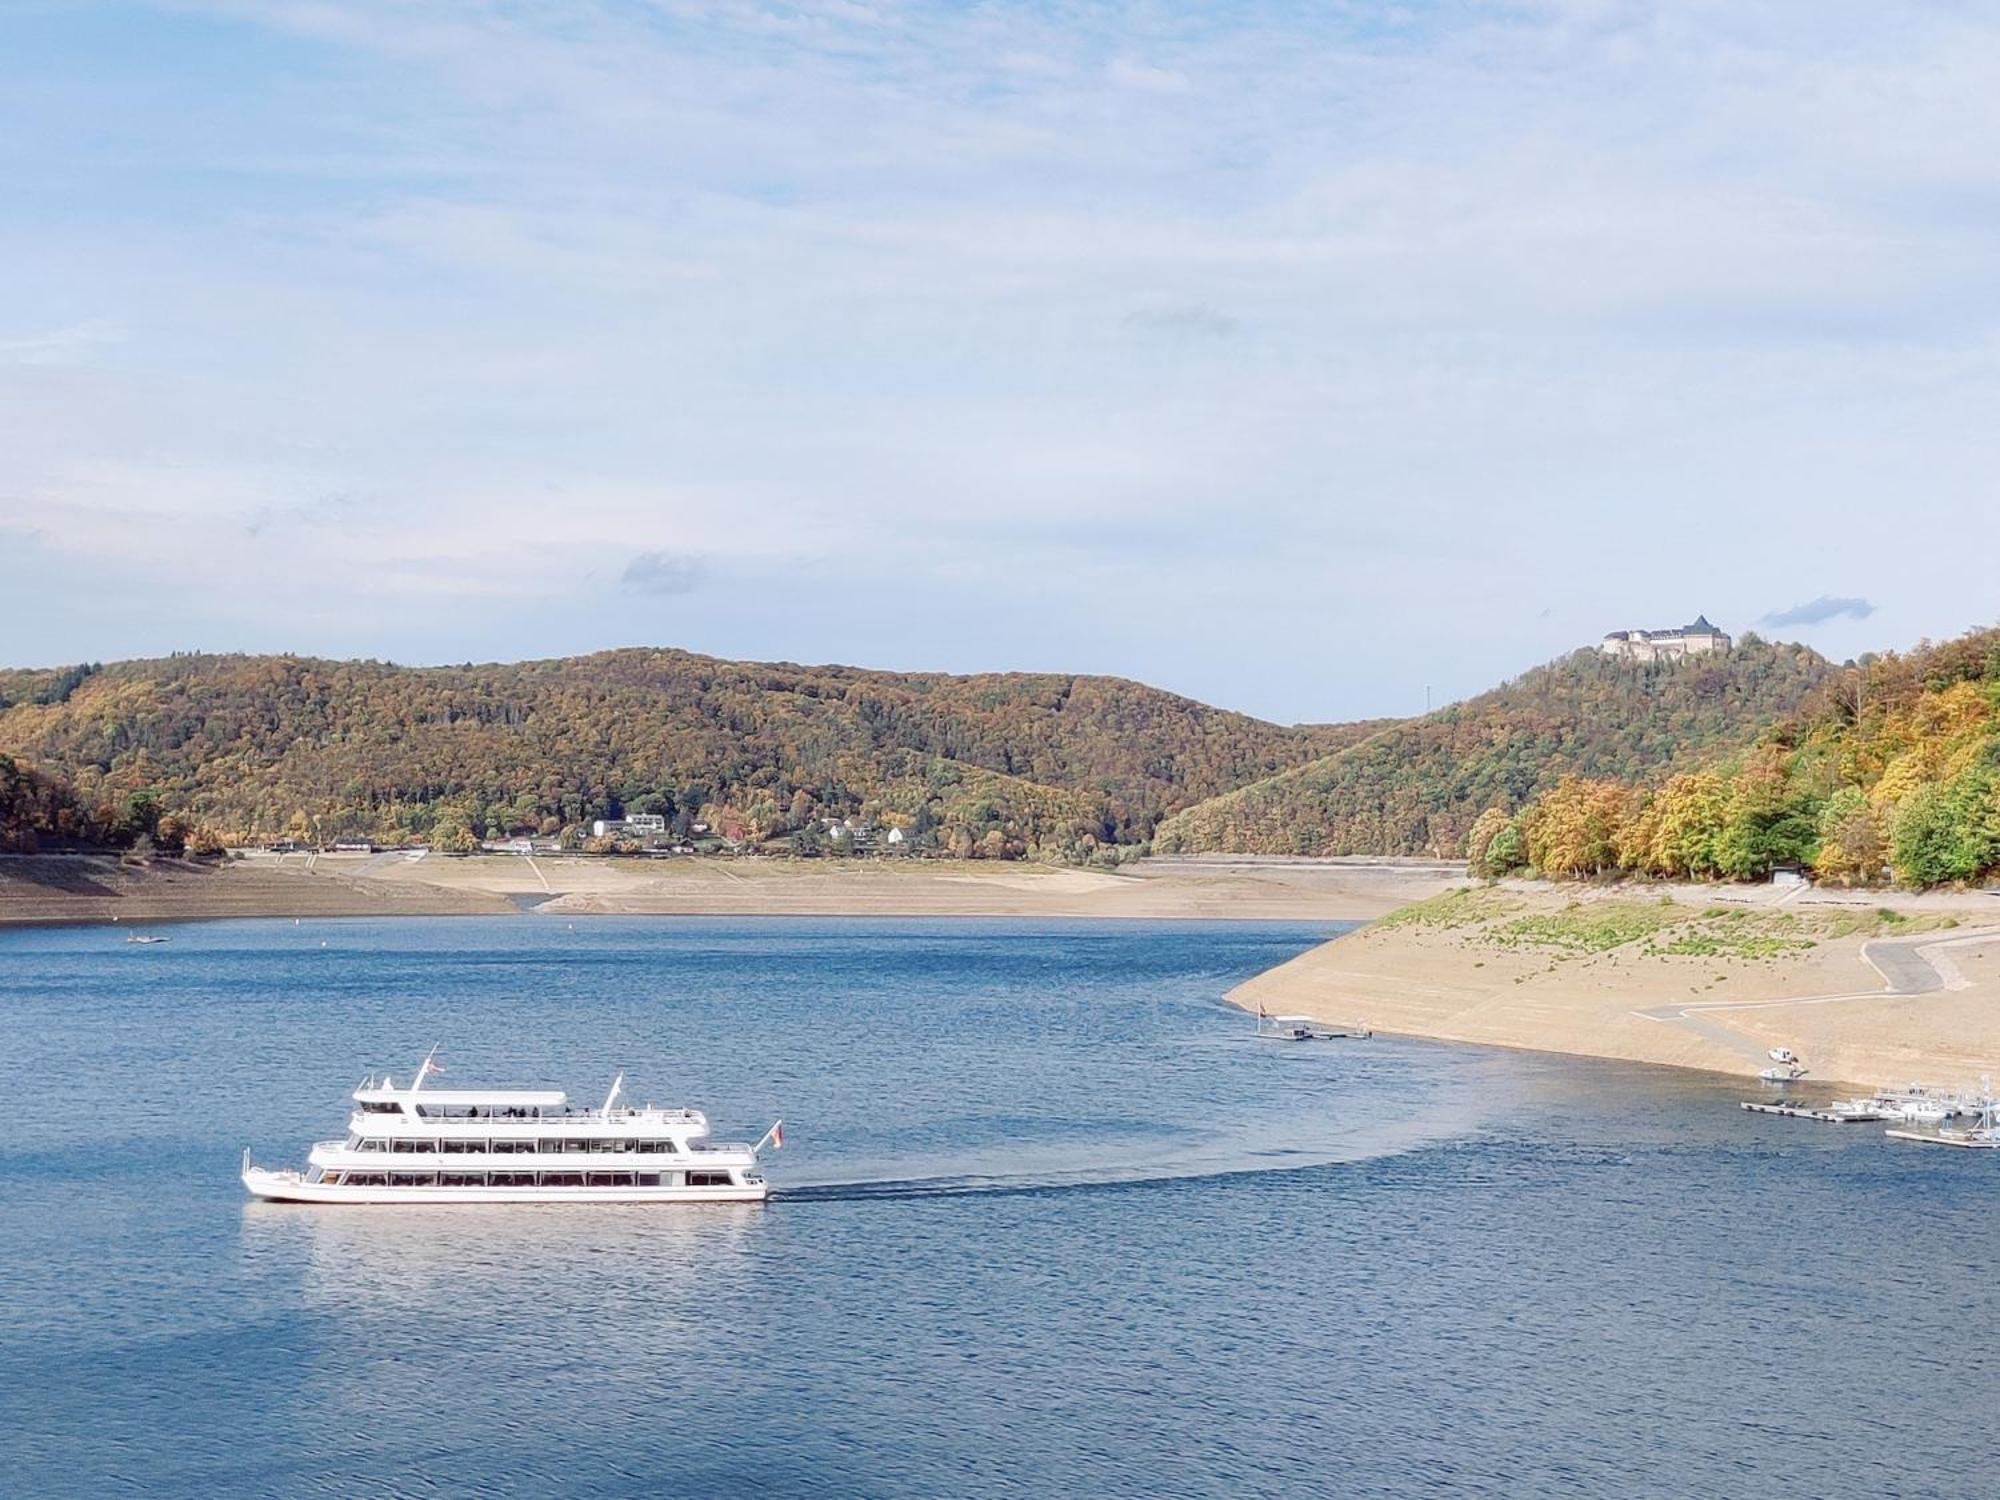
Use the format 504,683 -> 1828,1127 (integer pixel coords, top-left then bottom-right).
1231,885 -> 2000,1089
0,854 -> 511,927
1,851 -> 1463,927
352,851 -> 1463,921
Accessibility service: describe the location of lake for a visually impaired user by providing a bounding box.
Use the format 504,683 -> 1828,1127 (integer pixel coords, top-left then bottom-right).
1,916 -> 1994,1497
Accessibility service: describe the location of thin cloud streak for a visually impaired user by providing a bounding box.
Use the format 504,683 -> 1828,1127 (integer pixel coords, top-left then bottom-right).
1760,596 -> 1877,627
621,551 -> 705,597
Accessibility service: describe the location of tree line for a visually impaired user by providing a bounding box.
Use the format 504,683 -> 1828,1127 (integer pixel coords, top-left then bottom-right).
1156,638 -> 1836,857
0,649 -> 1375,862
1470,627 -> 2000,888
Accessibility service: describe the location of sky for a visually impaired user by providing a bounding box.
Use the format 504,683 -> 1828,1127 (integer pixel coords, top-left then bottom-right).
3,0 -> 1998,724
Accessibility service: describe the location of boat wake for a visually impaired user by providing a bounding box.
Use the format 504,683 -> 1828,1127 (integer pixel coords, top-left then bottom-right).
777,1112 -> 1474,1203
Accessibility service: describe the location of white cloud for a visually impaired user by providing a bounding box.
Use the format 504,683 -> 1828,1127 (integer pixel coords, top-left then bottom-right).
3,2 -> 1999,716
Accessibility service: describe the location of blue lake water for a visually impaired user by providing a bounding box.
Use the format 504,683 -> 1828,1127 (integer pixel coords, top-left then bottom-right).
1,915 -> 1995,1498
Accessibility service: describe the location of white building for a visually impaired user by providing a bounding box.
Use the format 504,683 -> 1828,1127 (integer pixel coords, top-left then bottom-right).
1601,615 -> 1731,661
590,813 -> 668,839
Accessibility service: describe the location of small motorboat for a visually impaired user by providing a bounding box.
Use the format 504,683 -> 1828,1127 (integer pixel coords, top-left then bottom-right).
1255,1007 -> 1371,1042
1758,1064 -> 1808,1083
125,934 -> 170,945
1767,1048 -> 1797,1064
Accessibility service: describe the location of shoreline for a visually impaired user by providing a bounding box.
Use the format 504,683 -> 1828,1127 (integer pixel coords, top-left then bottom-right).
0,852 -> 1462,930
1230,884 -> 2000,1090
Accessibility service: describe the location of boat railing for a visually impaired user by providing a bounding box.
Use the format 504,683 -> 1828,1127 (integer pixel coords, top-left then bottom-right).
314,1138 -> 759,1155
346,1107 -> 708,1125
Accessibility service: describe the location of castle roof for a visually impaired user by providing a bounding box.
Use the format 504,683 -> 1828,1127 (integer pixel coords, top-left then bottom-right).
1603,615 -> 1728,642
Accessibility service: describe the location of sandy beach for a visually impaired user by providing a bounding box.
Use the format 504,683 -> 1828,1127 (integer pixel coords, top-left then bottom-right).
1231,883 -> 2000,1089
0,851 -> 1462,927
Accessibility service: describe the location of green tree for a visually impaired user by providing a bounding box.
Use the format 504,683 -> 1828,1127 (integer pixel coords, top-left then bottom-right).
430,816 -> 479,855
1814,789 -> 1886,883
1891,770 -> 1998,886
1464,807 -> 1512,876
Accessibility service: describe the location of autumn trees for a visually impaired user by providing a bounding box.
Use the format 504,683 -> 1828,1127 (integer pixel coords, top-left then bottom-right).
0,648 -> 1362,862
1160,638 -> 1835,858
1474,627 -> 2000,889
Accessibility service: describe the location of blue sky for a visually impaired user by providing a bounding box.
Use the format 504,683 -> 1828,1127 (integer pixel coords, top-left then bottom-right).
3,1 -> 1997,723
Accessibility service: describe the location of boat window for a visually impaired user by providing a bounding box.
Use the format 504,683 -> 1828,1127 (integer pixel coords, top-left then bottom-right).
390,1172 -> 437,1187
636,1173 -> 661,1187
359,1101 -> 402,1114
687,1171 -> 734,1187
537,1139 -> 563,1154
563,1139 -> 589,1153
358,1139 -> 386,1152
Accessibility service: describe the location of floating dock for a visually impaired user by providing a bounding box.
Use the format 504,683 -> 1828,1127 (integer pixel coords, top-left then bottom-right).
1739,1102 -> 1885,1123
1257,1025 -> 1372,1041
1885,1128 -> 2000,1149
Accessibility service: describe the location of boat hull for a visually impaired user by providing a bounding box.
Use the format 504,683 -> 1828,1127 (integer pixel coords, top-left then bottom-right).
243,1169 -> 769,1204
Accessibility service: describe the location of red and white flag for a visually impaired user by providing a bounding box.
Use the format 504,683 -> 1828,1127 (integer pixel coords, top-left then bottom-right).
420,1057 -> 444,1078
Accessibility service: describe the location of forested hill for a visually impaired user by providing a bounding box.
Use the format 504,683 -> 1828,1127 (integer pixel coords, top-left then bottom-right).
1152,639 -> 1834,858
1480,627 -> 2000,887
0,650 -> 1383,858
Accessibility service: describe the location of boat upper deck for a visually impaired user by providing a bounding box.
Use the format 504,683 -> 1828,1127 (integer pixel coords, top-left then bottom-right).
346,1064 -> 712,1137
354,1085 -> 567,1108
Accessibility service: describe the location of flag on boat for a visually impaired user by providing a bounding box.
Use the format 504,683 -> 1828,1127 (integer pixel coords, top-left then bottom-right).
420,1056 -> 444,1078
756,1120 -> 785,1152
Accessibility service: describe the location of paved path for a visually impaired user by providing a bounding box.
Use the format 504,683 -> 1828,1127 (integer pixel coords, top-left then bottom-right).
1635,927 -> 2000,1062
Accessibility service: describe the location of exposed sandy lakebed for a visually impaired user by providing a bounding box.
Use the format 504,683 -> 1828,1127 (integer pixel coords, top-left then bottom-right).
0,851 -> 1461,926
1231,884 -> 2000,1090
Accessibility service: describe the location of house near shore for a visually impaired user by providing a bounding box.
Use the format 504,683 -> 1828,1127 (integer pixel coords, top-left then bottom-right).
1600,615 -> 1731,661
590,813 -> 668,839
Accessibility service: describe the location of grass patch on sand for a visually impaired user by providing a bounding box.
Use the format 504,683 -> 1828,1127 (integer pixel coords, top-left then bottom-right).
1492,902 -> 1680,954
1374,887 -> 1519,932
1377,887 -> 1971,966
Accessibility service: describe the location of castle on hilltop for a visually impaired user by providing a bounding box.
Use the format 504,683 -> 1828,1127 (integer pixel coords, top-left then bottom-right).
1600,615 -> 1731,661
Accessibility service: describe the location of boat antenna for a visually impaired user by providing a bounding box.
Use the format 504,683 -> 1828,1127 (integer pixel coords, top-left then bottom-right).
412,1043 -> 442,1095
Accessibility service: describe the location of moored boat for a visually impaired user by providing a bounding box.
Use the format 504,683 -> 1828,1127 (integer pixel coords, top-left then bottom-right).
243,1055 -> 779,1204
1885,1100 -> 2000,1150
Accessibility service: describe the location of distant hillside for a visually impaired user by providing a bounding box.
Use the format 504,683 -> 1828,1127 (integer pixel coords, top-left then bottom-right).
0,651 -> 1383,859
1154,640 -> 1835,858
1484,627 -> 2000,886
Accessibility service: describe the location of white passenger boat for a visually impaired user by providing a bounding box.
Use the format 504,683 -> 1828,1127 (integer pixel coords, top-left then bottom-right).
242,1057 -> 779,1204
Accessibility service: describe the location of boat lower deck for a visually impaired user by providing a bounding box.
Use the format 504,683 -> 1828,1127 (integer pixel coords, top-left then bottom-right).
245,1169 -> 769,1204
